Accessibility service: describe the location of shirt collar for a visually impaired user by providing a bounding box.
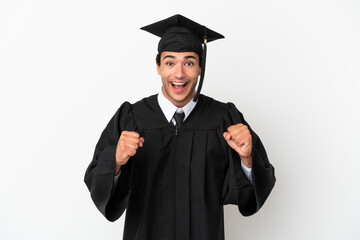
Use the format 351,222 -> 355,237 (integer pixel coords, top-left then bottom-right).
157,88 -> 197,123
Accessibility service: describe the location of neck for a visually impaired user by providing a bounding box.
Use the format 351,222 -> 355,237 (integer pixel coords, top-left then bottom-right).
161,87 -> 195,108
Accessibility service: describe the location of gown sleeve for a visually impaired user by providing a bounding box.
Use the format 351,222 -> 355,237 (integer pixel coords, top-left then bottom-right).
220,102 -> 276,216
84,102 -> 137,222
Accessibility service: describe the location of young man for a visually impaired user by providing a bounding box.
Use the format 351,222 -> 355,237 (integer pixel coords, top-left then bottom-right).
84,14 -> 275,240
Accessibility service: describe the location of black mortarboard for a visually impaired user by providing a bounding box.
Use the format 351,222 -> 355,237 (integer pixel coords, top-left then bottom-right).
141,14 -> 224,102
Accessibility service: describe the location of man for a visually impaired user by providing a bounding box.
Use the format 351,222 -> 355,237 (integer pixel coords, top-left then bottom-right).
84,14 -> 275,240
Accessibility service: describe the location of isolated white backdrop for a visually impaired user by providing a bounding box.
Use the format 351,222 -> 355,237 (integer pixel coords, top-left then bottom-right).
1,0 -> 359,239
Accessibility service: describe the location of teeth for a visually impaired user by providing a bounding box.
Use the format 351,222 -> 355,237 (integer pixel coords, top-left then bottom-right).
172,82 -> 186,86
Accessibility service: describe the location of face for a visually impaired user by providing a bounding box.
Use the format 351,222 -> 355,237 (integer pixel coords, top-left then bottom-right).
157,51 -> 201,108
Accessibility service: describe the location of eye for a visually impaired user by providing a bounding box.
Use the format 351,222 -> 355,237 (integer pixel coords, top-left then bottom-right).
165,62 -> 174,66
185,61 -> 194,66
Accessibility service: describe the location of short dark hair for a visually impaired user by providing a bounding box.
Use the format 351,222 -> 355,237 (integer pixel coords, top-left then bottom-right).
156,52 -> 202,66
156,53 -> 161,66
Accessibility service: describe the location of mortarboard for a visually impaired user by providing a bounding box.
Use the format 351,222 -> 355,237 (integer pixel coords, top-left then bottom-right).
140,14 -> 224,102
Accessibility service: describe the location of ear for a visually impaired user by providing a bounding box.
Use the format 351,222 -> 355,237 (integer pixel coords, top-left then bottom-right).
198,67 -> 202,76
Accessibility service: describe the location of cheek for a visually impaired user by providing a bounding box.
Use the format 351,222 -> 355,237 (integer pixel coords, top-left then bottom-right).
186,68 -> 200,78
160,68 -> 174,78
191,68 -> 201,78
191,71 -> 200,80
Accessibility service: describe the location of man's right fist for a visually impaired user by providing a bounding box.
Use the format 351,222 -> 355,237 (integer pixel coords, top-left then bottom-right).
115,131 -> 144,175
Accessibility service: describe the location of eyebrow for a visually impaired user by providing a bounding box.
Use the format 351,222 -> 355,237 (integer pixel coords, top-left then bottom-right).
163,55 -> 175,60
184,56 -> 198,61
162,55 -> 198,61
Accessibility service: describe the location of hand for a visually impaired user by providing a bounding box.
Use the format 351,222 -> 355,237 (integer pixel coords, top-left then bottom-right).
223,123 -> 252,168
115,131 -> 144,175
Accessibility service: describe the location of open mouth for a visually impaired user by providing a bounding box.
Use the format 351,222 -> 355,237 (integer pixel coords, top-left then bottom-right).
170,81 -> 188,92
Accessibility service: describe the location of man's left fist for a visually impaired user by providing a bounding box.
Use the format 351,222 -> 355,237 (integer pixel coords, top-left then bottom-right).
223,123 -> 252,167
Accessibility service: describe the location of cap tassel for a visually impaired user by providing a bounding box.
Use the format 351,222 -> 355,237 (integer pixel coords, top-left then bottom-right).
193,28 -> 207,102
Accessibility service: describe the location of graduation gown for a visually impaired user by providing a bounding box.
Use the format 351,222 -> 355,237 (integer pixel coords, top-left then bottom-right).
84,94 -> 275,240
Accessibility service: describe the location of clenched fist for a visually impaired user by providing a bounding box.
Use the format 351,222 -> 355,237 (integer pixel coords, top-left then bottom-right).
223,123 -> 252,168
115,131 -> 144,175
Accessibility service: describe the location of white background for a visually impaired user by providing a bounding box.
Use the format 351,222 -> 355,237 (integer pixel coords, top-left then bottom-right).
1,0 -> 359,239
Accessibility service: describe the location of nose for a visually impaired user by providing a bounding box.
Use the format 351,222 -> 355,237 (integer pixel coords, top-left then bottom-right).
174,64 -> 185,79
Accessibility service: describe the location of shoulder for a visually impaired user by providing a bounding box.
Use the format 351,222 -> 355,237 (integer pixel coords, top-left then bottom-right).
196,94 -> 241,118
131,94 -> 158,110
199,94 -> 240,109
199,95 -> 246,126
199,94 -> 226,108
115,94 -> 158,113
182,95 -> 238,129
111,94 -> 159,131
198,95 -> 226,121
131,94 -> 169,129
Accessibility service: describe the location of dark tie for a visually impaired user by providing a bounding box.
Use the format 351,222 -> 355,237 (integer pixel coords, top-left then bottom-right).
173,112 -> 185,128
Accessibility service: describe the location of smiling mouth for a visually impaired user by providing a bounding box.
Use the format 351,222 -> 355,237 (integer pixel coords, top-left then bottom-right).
171,81 -> 188,89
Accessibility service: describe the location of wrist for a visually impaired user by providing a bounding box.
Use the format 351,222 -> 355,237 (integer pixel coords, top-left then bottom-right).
114,164 -> 121,176
240,156 -> 252,168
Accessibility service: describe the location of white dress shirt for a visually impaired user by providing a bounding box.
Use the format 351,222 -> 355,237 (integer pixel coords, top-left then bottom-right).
157,87 -> 197,124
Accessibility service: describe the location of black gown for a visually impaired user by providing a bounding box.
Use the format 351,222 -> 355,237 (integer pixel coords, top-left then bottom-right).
84,94 -> 275,240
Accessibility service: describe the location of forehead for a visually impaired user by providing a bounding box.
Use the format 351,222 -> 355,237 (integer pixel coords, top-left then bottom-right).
161,51 -> 199,60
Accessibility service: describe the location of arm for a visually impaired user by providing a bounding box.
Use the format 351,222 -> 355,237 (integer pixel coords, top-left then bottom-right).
221,103 -> 275,216
84,102 -> 138,221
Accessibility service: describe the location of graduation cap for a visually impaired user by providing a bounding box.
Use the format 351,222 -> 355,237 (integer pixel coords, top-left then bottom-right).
141,14 -> 224,102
